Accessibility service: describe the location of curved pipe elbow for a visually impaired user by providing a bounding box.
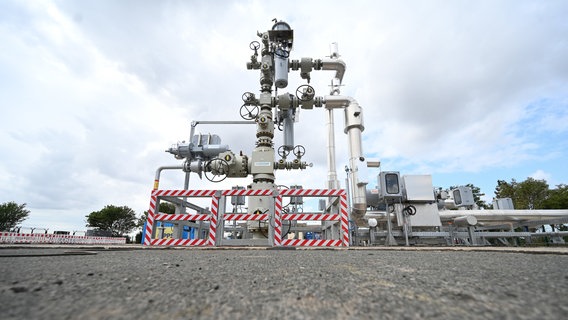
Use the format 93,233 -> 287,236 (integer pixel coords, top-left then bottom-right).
351,203 -> 368,227
321,58 -> 346,84
154,165 -> 184,181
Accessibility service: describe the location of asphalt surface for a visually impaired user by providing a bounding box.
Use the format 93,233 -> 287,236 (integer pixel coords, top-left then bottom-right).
0,247 -> 567,320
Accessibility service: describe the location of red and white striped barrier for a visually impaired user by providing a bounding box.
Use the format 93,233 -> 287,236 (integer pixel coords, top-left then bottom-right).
143,196 -> 157,246
144,188 -> 349,247
280,239 -> 343,247
274,194 -> 283,246
222,189 -> 272,196
279,189 -> 345,197
275,189 -> 349,247
281,214 -> 340,221
149,238 -> 208,246
340,194 -> 350,247
152,189 -> 217,197
208,196 -> 219,246
154,213 -> 211,221
223,214 -> 268,221
0,232 -> 126,245
144,191 -> 218,247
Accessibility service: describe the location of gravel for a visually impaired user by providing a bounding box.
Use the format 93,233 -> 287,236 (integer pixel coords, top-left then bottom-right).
1,248 -> 567,319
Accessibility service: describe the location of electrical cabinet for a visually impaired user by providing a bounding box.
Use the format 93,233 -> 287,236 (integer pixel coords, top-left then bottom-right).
378,171 -> 402,199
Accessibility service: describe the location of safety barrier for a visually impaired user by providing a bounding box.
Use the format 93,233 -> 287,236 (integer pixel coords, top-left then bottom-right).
276,189 -> 349,247
0,232 -> 126,245
144,188 -> 349,247
144,189 -> 218,246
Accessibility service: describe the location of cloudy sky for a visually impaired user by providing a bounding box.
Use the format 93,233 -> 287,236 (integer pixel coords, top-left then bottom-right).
1,0 -> 567,232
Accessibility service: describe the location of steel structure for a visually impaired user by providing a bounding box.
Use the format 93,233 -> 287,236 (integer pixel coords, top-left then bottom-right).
145,20 -> 568,247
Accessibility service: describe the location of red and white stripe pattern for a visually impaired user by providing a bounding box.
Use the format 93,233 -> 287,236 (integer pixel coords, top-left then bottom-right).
275,189 -> 349,247
149,238 -> 208,246
151,189 -> 217,197
281,239 -> 343,247
207,196 -> 219,246
222,189 -> 272,196
145,189 -> 219,246
154,213 -> 211,221
223,214 -> 268,221
281,214 -> 340,221
279,189 -> 346,197
143,195 -> 157,246
0,232 -> 126,245
144,188 -> 350,247
340,194 -> 350,246
274,196 -> 282,246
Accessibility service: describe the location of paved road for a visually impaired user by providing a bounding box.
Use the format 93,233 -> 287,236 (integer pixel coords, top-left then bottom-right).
0,247 -> 567,319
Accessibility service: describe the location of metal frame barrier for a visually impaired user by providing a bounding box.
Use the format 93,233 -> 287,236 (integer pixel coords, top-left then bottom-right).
143,188 -> 349,247
276,189 -> 349,247
144,190 -> 219,246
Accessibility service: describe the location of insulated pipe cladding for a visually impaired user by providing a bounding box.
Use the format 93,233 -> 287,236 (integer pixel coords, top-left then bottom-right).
323,95 -> 367,226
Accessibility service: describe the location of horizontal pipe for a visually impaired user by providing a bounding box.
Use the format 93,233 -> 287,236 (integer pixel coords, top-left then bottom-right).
154,165 -> 184,190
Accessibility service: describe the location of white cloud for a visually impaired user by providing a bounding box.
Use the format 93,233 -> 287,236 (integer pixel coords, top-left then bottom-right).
530,170 -> 552,182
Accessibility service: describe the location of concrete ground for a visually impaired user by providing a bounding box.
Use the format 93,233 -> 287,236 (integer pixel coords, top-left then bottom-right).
0,246 -> 567,319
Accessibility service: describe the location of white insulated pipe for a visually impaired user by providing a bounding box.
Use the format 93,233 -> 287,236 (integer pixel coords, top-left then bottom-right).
326,108 -> 339,189
321,58 -> 346,95
323,95 -> 367,226
453,215 -> 478,226
439,209 -> 568,224
318,45 -> 367,225
320,51 -> 346,189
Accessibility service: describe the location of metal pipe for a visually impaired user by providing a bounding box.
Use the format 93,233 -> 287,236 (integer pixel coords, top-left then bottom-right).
326,108 -> 339,189
439,209 -> 568,222
321,95 -> 367,226
321,58 -> 346,81
531,231 -> 568,237
453,216 -> 478,226
154,165 -> 184,190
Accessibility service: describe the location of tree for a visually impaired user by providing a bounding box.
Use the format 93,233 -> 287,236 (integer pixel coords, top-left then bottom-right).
495,179 -> 518,200
542,184 -> 568,209
495,177 -> 549,209
86,205 -> 137,237
136,201 -> 176,228
0,202 -> 30,231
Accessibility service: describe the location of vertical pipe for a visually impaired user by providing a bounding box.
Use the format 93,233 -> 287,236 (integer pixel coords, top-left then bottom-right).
326,108 -> 339,189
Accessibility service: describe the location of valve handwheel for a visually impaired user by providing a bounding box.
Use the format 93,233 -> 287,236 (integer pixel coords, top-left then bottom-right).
240,104 -> 259,120
293,145 -> 305,157
205,158 -> 229,183
249,41 -> 260,51
278,146 -> 290,158
242,92 -> 255,102
295,84 -> 315,102
274,49 -> 289,58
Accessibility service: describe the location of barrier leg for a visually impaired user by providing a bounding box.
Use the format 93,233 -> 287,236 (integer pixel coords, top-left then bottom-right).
208,196 -> 219,246
274,195 -> 282,246
341,194 -> 350,247
144,195 -> 157,246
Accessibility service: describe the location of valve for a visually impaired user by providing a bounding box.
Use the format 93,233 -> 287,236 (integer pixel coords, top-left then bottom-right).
242,92 -> 256,103
240,104 -> 259,120
293,145 -> 305,158
205,158 -> 229,183
277,146 -> 290,158
249,41 -> 260,55
296,84 -> 315,102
